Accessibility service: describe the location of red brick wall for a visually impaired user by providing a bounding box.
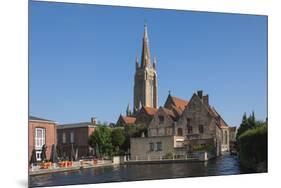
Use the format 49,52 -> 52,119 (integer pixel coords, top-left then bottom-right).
57,126 -> 95,157
28,121 -> 56,161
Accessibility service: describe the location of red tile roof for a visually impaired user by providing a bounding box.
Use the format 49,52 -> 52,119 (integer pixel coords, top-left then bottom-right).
170,96 -> 188,111
143,106 -> 158,116
121,116 -> 136,125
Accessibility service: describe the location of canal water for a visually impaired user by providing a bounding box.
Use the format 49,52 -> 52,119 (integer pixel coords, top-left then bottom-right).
29,154 -> 254,187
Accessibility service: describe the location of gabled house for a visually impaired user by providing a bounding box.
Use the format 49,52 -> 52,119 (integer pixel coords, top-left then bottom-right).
116,115 -> 136,127
176,91 -> 229,155
135,106 -> 158,126
148,107 -> 176,137
130,90 -> 230,160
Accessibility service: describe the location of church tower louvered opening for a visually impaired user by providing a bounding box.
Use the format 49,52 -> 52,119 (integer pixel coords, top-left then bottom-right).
133,24 -> 158,114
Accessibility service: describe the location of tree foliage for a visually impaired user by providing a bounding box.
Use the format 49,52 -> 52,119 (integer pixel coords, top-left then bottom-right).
89,125 -> 113,157
236,112 -> 267,172
111,128 -> 125,154
120,124 -> 148,153
236,112 -> 257,139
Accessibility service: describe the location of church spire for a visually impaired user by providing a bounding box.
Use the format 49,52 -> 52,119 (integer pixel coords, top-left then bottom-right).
141,24 -> 151,68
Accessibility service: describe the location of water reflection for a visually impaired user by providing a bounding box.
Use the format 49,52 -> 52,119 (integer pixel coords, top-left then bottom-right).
29,154 -> 255,187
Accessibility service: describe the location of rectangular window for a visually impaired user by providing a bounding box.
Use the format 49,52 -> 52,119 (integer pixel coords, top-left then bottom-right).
36,151 -> 42,161
187,126 -> 193,134
35,128 -> 45,149
156,142 -> 162,151
159,116 -> 164,124
186,118 -> 190,126
70,132 -> 74,143
149,142 -> 154,151
62,132 -> 66,144
199,125 -> 204,134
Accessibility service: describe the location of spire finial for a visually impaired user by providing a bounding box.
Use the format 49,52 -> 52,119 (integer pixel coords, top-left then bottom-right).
168,90 -> 171,96
144,23 -> 148,39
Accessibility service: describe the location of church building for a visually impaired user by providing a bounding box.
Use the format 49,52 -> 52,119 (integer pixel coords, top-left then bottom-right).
124,25 -> 230,160
116,24 -> 158,127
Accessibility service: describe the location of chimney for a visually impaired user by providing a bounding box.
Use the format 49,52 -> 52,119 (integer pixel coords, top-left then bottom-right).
91,117 -> 96,125
197,90 -> 203,99
203,95 -> 209,106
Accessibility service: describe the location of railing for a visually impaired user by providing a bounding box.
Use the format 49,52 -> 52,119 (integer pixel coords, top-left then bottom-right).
129,153 -> 194,161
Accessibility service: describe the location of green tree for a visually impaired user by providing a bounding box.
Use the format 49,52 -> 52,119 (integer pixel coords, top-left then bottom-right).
237,111 -> 259,139
111,128 -> 125,154
89,126 -> 113,157
120,124 -> 148,153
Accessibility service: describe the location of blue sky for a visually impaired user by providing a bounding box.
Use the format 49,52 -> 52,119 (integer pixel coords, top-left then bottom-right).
29,1 -> 267,126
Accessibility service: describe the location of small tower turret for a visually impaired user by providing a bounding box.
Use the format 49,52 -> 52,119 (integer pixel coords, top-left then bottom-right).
135,56 -> 139,70
126,103 -> 132,116
153,56 -> 156,69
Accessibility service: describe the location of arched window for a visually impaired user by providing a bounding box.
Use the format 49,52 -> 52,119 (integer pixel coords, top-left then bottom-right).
177,128 -> 183,136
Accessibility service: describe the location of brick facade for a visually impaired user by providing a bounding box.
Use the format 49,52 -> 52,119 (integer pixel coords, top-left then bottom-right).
57,121 -> 96,159
28,116 -> 56,162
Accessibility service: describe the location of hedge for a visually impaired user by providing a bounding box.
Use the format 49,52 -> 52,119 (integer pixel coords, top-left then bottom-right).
237,125 -> 267,172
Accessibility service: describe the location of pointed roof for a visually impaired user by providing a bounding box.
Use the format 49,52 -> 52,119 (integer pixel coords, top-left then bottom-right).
170,96 -> 189,111
141,24 -> 151,68
191,91 -> 229,129
120,116 -> 136,125
164,94 -> 188,112
142,106 -> 158,116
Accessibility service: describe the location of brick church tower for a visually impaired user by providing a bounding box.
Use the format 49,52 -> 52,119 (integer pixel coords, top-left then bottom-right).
133,24 -> 158,113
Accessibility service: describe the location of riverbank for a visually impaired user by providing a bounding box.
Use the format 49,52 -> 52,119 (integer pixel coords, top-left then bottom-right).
124,158 -> 200,165
29,160 -> 115,176
29,154 -> 245,187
